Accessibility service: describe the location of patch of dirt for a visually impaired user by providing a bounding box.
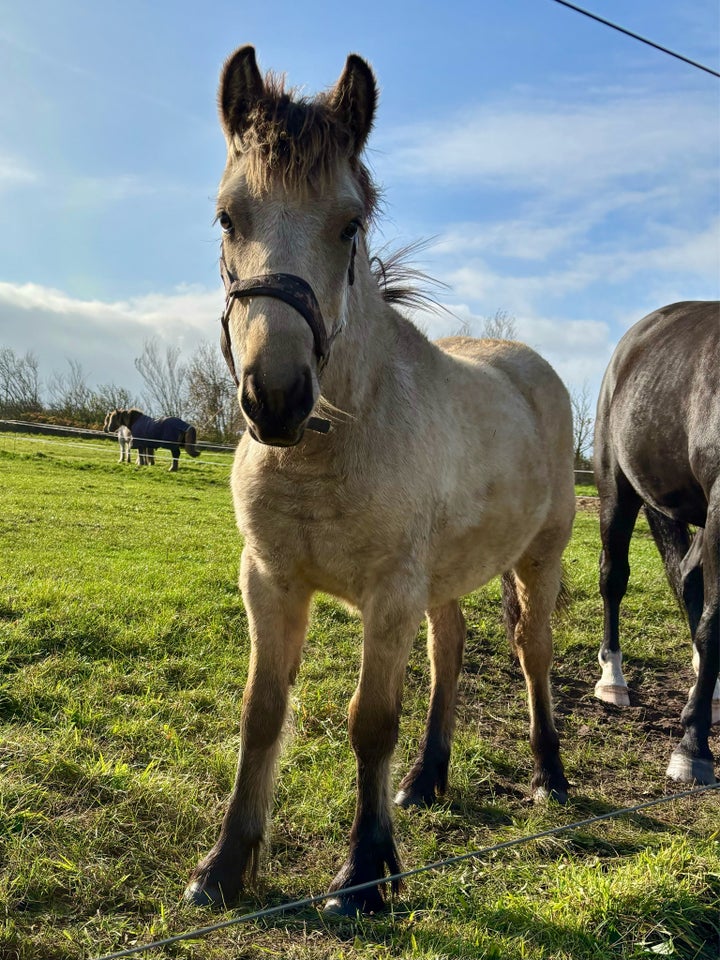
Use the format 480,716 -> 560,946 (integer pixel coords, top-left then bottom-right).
576,496 -> 601,514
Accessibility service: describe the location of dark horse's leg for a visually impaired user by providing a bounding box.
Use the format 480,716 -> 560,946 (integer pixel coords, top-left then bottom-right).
395,601 -> 466,807
644,515 -> 719,724
681,530 -> 720,724
667,500 -> 718,783
596,468 -> 642,705
168,444 -> 181,472
679,528 -> 705,638
185,552 -> 312,906
643,506 -> 694,614
326,588 -> 424,914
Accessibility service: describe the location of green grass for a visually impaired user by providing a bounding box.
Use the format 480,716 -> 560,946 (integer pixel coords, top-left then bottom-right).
0,433 -> 718,960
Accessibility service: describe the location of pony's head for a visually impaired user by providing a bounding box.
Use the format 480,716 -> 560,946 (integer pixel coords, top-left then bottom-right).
103,410 -> 120,433
216,45 -> 377,446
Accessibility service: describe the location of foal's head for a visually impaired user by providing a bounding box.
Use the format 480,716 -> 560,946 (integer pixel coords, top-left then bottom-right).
216,46 -> 377,446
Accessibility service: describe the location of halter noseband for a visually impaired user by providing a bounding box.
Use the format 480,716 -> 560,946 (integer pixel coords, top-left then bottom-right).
219,238 -> 357,436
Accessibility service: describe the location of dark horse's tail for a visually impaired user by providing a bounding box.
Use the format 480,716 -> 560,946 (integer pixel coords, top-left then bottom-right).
181,426 -> 201,458
500,570 -> 572,648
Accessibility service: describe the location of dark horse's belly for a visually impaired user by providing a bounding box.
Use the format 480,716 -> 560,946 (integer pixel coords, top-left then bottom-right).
639,478 -> 707,526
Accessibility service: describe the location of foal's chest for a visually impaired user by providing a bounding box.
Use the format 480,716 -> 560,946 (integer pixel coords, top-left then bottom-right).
232,458 -> 409,600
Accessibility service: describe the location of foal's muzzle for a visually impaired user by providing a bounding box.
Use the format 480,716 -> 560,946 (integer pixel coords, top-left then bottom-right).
241,365 -> 316,447
218,242 -> 356,446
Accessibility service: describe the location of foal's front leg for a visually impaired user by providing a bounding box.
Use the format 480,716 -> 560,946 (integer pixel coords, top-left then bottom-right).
185,551 -> 311,907
326,592 -> 423,915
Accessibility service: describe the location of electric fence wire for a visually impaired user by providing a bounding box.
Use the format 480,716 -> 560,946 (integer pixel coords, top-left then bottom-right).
549,0 -> 720,78
0,421 -> 236,470
93,781 -> 720,960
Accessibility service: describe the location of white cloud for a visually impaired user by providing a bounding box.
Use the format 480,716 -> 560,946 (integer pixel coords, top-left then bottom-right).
0,153 -> 36,188
379,89 -> 719,195
0,280 -> 222,393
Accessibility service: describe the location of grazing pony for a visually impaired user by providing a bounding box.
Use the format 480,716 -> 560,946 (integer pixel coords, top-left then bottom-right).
185,46 -> 575,914
103,408 -> 199,471
594,301 -> 720,784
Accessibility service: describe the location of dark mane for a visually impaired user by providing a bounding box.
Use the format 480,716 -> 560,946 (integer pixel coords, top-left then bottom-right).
231,72 -> 378,220
370,241 -> 450,317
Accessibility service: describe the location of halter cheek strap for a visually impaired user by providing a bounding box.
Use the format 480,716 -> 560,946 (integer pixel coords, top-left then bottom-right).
219,236 -> 357,435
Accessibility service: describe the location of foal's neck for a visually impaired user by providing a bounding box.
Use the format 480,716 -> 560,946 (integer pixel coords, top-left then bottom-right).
319,263 -> 414,421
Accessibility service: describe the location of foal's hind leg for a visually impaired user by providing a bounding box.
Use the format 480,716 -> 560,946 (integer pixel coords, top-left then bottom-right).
185,552 -> 312,907
506,549 -> 568,802
395,601 -> 466,807
667,502 -> 719,784
596,471 -> 642,706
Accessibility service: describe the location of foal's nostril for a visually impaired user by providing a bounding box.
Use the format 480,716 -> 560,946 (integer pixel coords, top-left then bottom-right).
240,371 -> 261,423
286,366 -> 314,419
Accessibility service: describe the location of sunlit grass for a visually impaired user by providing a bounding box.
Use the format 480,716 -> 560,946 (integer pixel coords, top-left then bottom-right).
1,437 -> 718,959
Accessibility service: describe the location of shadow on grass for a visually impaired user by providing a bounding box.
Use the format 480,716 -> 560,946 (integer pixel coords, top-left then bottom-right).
248,875 -> 720,960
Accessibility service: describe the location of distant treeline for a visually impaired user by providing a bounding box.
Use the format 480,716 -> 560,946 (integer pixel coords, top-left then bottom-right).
0,338 -> 244,443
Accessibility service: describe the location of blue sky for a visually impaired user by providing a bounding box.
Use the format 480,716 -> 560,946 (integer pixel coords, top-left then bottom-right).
0,0 -> 718,405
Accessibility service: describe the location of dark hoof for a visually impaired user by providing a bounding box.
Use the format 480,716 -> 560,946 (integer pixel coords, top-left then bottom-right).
327,835 -> 401,916
183,878 -> 228,908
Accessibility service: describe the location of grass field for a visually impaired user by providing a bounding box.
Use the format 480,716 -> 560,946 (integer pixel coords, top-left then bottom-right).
1,432 -> 718,960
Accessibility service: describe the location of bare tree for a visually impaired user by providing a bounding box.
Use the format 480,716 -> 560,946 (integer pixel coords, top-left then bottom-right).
185,341 -> 243,442
134,338 -> 188,416
482,309 -> 517,340
93,383 -> 137,415
47,359 -> 96,423
452,309 -> 518,340
570,381 -> 594,468
0,347 -> 41,414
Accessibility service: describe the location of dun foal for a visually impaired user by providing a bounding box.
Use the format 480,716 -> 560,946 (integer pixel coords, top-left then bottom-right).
185,46 -> 576,914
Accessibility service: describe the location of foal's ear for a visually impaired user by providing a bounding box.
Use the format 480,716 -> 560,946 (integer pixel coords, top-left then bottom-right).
218,45 -> 265,139
328,54 -> 377,154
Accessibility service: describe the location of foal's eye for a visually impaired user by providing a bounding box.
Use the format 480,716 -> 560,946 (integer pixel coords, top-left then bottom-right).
341,219 -> 362,242
218,211 -> 233,234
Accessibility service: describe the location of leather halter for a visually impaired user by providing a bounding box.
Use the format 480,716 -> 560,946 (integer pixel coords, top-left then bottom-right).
218,237 -> 357,436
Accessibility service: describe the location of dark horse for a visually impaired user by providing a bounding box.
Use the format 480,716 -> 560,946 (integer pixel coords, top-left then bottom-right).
594,300 -> 719,785
103,408 -> 200,472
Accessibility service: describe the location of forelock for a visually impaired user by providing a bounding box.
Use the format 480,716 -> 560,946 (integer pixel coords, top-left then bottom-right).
227,72 -> 378,219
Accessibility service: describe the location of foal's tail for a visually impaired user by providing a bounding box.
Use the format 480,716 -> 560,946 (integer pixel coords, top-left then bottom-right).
182,426 -> 201,458
501,572 -> 521,648
500,569 -> 572,648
